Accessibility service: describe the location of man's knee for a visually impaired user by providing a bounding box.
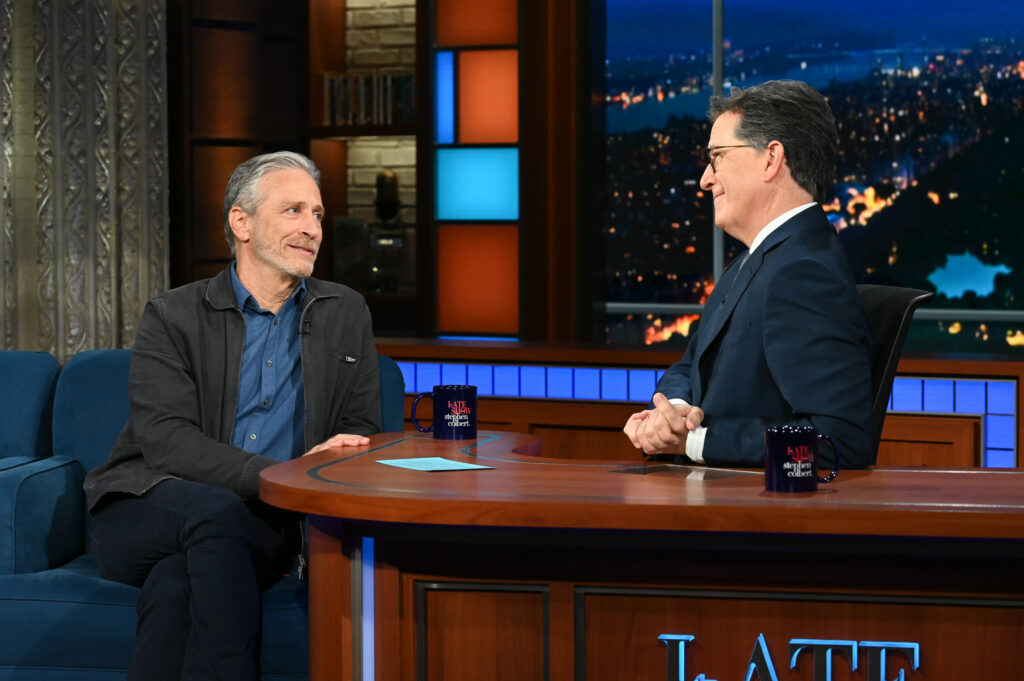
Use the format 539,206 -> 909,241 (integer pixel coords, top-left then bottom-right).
177,483 -> 258,544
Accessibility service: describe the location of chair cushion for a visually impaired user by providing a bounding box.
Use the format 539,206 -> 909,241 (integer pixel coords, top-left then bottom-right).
0,554 -> 308,678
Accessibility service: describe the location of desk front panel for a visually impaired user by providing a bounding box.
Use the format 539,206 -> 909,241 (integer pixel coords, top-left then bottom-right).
367,526 -> 1024,681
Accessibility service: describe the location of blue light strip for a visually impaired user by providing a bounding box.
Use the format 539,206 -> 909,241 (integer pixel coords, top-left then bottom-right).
396,362 -> 1017,467
362,536 -> 374,680
435,51 -> 455,144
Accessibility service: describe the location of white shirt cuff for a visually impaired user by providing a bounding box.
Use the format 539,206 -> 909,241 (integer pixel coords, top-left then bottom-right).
668,398 -> 706,464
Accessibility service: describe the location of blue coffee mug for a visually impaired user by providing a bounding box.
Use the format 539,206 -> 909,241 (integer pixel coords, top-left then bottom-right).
411,385 -> 478,440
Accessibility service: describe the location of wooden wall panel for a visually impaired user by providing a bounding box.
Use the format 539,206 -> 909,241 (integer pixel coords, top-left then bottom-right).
191,0 -> 257,22
260,41 -> 301,141
168,1 -> 303,288
191,28 -> 259,139
190,145 -> 257,261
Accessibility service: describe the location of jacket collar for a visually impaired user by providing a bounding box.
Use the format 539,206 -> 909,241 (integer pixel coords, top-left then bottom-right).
206,265 -> 339,311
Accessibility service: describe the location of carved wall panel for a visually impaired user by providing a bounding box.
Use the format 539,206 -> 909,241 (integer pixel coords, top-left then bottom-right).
0,0 -> 167,359
0,0 -> 14,349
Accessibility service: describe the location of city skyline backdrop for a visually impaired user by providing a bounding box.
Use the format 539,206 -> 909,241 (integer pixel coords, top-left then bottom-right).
598,0 -> 1024,352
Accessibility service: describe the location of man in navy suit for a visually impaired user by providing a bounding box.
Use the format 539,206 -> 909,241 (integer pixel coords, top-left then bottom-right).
623,80 -> 873,468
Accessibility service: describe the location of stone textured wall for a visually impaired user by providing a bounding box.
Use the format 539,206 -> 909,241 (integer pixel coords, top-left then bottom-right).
344,0 -> 416,226
0,0 -> 168,358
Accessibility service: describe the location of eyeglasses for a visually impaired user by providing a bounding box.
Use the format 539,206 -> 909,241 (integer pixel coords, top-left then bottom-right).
705,144 -> 751,173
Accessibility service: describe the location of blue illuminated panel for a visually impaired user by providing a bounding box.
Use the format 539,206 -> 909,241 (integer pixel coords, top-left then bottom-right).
574,368 -> 601,401
441,363 -> 467,385
601,369 -> 628,401
493,365 -> 519,397
988,381 -> 1015,415
520,366 -> 546,398
468,364 -> 494,396
393,362 -> 1016,468
415,363 -> 441,392
436,148 -> 519,220
397,362 -> 416,394
922,379 -> 954,413
986,415 -> 1015,450
891,378 -> 922,412
986,449 -> 1015,468
955,380 -> 986,414
548,367 -> 573,399
435,52 -> 454,144
628,370 -> 657,403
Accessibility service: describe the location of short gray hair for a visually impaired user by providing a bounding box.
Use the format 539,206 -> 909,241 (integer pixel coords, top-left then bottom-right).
222,151 -> 321,255
708,80 -> 838,203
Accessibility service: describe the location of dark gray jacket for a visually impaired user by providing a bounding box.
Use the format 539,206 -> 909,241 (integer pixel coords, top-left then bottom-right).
84,267 -> 381,510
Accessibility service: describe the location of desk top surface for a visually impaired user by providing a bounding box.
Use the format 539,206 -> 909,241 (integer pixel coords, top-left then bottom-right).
259,431 -> 1024,540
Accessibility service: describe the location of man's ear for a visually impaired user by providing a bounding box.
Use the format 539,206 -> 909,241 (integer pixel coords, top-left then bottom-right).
228,206 -> 251,244
761,140 -> 787,182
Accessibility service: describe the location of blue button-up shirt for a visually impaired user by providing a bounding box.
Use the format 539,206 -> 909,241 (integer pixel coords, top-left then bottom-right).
229,265 -> 307,461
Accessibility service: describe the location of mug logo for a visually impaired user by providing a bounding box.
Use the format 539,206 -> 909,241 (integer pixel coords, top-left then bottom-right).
786,445 -> 813,463
445,399 -> 472,428
783,444 -> 814,478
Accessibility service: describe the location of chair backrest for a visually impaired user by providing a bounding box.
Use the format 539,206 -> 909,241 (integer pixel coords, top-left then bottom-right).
857,284 -> 933,463
378,354 -> 406,432
0,351 -> 61,459
52,349 -> 133,472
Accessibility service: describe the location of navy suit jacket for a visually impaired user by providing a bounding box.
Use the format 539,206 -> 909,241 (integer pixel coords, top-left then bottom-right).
655,205 -> 873,468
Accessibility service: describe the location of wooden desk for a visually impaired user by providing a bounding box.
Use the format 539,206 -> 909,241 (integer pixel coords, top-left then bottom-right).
261,431 -> 1024,681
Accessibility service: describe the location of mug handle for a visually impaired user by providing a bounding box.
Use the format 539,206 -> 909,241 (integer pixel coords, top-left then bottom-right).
816,433 -> 840,483
410,392 -> 434,432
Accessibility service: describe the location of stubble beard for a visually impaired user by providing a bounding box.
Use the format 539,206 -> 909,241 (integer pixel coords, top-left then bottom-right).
252,230 -> 317,279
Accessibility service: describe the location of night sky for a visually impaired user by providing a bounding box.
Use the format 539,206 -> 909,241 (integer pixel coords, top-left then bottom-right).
605,0 -> 1024,58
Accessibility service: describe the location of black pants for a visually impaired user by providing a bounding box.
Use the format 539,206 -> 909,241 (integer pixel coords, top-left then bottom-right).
89,479 -> 301,681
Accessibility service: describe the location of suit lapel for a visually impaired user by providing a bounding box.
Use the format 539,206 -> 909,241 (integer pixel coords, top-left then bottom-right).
691,222 -> 798,401
694,249 -> 762,361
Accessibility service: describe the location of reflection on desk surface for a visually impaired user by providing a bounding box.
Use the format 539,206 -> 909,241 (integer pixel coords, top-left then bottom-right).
609,464 -> 761,480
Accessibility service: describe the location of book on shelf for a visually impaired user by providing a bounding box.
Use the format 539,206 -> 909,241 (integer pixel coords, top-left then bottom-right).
321,68 -> 415,128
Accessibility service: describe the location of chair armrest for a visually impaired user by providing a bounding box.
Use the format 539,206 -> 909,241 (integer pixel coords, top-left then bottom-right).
0,456 -> 85,574
0,456 -> 37,474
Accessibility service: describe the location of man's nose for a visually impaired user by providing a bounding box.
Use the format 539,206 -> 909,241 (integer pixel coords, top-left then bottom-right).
300,213 -> 322,239
699,163 -> 713,190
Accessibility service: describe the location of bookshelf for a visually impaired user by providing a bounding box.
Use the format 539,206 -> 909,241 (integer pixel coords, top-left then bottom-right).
306,0 -> 426,336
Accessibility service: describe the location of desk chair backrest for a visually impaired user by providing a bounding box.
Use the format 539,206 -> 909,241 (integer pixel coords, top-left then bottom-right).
0,351 -> 61,460
857,284 -> 933,464
378,354 -> 405,432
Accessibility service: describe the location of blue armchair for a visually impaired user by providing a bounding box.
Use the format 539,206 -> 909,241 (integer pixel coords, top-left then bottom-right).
0,351 -> 60,471
0,349 -> 404,680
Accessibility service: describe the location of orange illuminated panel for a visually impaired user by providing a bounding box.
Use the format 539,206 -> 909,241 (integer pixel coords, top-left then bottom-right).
437,224 -> 519,334
459,50 -> 518,144
436,0 -> 518,46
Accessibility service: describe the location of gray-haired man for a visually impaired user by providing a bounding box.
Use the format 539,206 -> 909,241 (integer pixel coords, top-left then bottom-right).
85,151 -> 381,680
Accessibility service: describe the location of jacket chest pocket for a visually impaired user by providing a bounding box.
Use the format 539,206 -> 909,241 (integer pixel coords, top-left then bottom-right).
323,351 -> 361,400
